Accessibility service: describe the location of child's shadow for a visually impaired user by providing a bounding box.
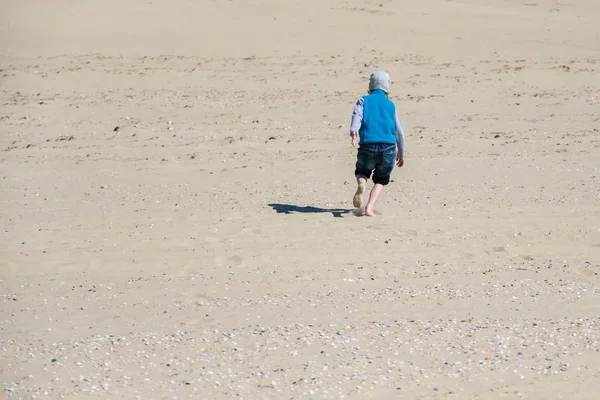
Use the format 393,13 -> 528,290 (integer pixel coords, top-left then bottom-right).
268,203 -> 361,218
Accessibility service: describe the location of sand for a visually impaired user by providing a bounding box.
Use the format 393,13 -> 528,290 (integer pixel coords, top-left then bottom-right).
1,0 -> 599,398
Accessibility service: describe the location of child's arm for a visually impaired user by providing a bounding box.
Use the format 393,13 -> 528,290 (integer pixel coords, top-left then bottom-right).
395,110 -> 406,166
350,98 -> 364,147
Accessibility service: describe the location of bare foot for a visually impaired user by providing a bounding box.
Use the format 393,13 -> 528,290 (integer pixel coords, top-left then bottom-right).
364,206 -> 376,216
353,182 -> 365,208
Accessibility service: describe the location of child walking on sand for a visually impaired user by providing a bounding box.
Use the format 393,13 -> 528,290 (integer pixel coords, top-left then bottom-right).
349,70 -> 405,216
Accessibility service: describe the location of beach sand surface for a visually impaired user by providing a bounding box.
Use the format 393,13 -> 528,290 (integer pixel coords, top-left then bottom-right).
1,0 -> 599,398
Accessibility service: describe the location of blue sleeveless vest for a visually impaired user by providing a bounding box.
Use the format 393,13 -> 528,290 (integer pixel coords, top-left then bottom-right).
358,89 -> 397,145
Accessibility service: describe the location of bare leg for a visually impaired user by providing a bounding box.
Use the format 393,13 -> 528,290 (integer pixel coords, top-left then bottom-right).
364,183 -> 384,216
353,175 -> 367,208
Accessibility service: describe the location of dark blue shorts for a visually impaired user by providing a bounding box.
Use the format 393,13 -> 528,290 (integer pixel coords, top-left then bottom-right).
355,143 -> 397,185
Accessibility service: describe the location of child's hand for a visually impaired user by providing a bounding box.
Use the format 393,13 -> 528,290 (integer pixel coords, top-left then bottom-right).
396,155 -> 404,167
350,131 -> 358,147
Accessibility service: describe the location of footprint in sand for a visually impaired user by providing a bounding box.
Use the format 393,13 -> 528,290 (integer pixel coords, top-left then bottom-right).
229,255 -> 244,267
572,267 -> 597,277
402,229 -> 418,237
459,251 -> 477,260
204,236 -> 221,244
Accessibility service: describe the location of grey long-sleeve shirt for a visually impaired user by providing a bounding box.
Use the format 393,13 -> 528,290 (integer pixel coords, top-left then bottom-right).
350,97 -> 406,158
